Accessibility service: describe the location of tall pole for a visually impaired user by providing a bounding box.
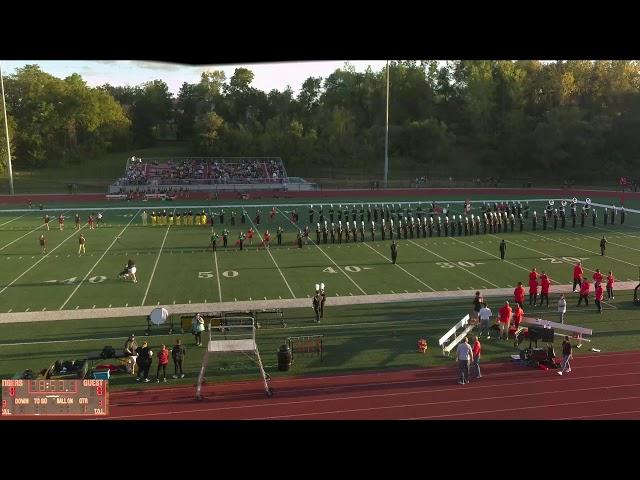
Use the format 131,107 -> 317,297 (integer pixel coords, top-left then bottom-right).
384,60 -> 390,188
0,63 -> 14,195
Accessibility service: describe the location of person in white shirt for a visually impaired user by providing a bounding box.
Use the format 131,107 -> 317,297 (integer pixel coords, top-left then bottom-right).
478,303 -> 492,338
456,337 -> 474,384
558,294 -> 567,324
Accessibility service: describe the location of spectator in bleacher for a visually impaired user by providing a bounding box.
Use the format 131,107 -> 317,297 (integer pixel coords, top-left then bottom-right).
456,337 -> 474,385
171,339 -> 186,379
471,336 -> 482,379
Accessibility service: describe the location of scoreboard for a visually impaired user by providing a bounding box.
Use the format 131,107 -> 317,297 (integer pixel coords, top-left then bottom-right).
2,379 -> 109,416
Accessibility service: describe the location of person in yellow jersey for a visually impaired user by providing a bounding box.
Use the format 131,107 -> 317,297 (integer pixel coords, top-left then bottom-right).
194,211 -> 200,225
176,211 -> 182,226
168,212 -> 174,226
201,210 -> 207,226
151,211 -> 156,225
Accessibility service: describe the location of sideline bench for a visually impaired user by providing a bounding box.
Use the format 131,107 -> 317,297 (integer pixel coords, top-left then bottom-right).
439,314 -> 475,356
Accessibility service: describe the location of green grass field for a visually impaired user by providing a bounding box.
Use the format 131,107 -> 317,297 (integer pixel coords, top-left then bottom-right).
2,196 -> 640,389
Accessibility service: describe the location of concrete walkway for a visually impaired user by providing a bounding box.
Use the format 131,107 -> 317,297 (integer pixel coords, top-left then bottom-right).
0,282 -> 637,325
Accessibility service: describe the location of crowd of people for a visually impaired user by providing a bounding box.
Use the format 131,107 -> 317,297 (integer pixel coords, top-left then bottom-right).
114,157 -> 288,188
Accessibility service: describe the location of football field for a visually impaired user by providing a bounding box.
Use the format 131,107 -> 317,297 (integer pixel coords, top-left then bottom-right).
1,197 -> 639,314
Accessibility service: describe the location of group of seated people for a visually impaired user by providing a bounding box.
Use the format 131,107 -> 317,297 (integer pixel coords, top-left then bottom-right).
115,157 -> 288,187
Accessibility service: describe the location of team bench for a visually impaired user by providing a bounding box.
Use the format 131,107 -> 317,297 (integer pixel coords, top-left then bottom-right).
439,314 -> 475,356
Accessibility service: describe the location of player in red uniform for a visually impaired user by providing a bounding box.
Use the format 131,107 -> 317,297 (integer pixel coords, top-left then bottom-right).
539,272 -> 551,307
594,282 -> 604,313
513,282 -> 525,309
246,227 -> 254,245
58,214 -> 65,231
592,268 -> 603,284
577,278 -> 590,306
270,207 -> 276,221
606,271 -> 615,300
260,230 -> 271,249
498,302 -> 513,340
572,262 -> 584,292
88,214 -> 95,230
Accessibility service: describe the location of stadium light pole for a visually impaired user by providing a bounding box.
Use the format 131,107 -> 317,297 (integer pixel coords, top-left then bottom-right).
0,63 -> 14,195
383,60 -> 390,189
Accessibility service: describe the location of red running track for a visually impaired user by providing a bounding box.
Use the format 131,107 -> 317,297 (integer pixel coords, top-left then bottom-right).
99,351 -> 640,420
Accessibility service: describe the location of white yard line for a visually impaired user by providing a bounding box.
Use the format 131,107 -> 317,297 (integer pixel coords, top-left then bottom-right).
451,236 -> 560,284
407,239 -> 500,288
0,220 -> 86,296
488,233 -> 601,277
276,207 -> 366,295
214,250 -> 222,302
568,227 -> 640,255
362,242 -> 435,291
141,209 -> 174,306
60,210 -> 141,310
0,210 -> 70,252
0,213 -> 27,228
247,215 -> 296,298
528,231 -> 638,268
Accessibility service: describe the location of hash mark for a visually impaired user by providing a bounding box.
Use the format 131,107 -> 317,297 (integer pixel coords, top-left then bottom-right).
25,308 -> 29,312
75,306 -> 79,310
92,305 -> 96,309
7,309 -> 12,313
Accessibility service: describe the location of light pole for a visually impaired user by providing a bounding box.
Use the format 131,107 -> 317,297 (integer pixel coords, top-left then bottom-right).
384,60 -> 390,189
0,63 -> 14,195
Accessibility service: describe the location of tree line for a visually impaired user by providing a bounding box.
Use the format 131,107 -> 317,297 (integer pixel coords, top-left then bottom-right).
2,61 -> 640,181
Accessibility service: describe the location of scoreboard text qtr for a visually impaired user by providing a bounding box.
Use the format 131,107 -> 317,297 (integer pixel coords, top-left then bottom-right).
2,379 -> 109,416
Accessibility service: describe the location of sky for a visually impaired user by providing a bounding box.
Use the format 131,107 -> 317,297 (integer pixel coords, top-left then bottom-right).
0,60 -> 390,95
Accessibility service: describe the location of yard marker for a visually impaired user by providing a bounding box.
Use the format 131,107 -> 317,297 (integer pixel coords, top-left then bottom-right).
25,308 -> 29,312
7,309 -> 11,313
409,239 -> 500,288
75,306 -> 79,310
59,210 -> 141,310
92,305 -> 96,309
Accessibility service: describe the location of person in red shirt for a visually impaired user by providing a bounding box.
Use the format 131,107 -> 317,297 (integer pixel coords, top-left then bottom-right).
528,277 -> 538,306
58,214 -> 65,231
577,278 -> 590,306
539,272 -> 551,307
606,271 -> 615,300
260,230 -> 271,249
513,304 -> 524,329
594,282 -> 604,313
498,301 -> 513,340
155,344 -> 170,383
247,227 -> 254,245
572,262 -> 584,292
471,336 -> 482,379
513,282 -> 525,309
592,268 -> 603,284
528,268 -> 538,284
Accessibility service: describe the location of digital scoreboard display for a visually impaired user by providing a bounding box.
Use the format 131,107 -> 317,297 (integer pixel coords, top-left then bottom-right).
2,379 -> 109,416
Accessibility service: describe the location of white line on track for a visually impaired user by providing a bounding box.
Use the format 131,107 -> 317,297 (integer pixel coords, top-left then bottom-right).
0,221 -> 87,296
141,209 -> 174,306
60,210 -> 140,310
408,239 -> 500,288
247,215 -> 295,299
276,208 -> 366,295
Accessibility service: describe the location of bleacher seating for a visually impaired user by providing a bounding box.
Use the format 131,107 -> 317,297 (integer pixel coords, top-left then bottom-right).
113,157 -> 289,191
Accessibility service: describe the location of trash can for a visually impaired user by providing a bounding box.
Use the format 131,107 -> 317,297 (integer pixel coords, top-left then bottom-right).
277,344 -> 292,371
